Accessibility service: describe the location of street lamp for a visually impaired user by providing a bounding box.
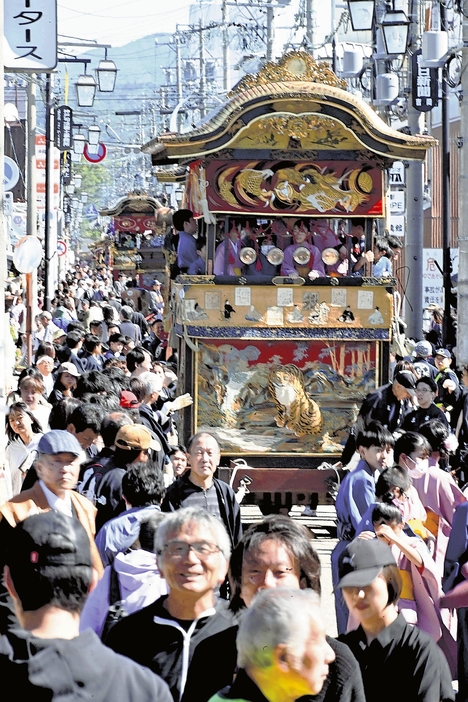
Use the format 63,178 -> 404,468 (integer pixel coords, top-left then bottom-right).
81,192 -> 88,203
381,10 -> 410,55
75,67 -> 97,107
347,0 -> 374,32
73,133 -> 86,155
88,124 -> 101,145
96,50 -> 118,93
74,174 -> 82,188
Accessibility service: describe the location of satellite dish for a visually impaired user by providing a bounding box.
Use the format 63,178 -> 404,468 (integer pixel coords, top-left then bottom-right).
266,247 -> 284,265
13,236 -> 43,273
322,247 -> 340,265
239,247 -> 257,265
293,246 -> 311,265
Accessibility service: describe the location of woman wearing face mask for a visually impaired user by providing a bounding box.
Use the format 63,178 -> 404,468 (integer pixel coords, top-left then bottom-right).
354,465 -> 426,537
395,429 -> 466,571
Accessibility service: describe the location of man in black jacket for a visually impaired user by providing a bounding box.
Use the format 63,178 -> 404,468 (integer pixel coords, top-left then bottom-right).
162,432 -> 242,550
341,370 -> 417,464
1,511 -> 172,702
106,507 -> 235,702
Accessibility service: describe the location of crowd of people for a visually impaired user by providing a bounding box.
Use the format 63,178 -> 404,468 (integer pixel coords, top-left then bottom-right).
0,238 -> 466,701
333,339 -> 468,701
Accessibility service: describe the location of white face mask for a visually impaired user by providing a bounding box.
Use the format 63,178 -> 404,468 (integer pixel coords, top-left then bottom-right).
261,244 -> 274,255
406,455 -> 428,479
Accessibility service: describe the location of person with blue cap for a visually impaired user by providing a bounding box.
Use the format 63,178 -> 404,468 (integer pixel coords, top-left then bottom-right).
0,430 -> 103,585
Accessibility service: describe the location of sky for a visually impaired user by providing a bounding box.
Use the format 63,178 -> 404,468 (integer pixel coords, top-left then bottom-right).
58,0 -> 194,47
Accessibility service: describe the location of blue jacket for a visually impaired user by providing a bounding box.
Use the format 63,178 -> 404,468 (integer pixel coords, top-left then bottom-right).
335,460 -> 376,541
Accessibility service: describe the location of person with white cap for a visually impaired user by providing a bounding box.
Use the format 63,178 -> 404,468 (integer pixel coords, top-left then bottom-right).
337,538 -> 454,702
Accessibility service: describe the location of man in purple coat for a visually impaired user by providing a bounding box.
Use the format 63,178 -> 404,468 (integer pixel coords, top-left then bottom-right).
174,209 -> 198,273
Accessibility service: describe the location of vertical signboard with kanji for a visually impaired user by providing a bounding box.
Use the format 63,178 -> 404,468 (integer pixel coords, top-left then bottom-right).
55,106 -> 73,151
4,0 -> 57,71
412,49 -> 438,112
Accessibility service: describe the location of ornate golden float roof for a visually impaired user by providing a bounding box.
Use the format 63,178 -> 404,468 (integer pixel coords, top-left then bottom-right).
99,192 -> 165,217
152,165 -> 187,183
142,50 -> 435,165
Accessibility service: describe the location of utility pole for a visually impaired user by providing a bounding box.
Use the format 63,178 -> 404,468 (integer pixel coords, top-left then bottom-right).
44,74 -> 52,311
457,9 -> 468,364
222,0 -> 230,91
405,0 -> 424,340
199,18 -> 207,118
306,0 -> 313,48
26,76 -> 38,364
175,35 -> 183,105
266,0 -> 275,61
0,0 -> 6,401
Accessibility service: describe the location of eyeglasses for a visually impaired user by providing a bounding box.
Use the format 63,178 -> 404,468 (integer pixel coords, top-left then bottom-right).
161,540 -> 221,559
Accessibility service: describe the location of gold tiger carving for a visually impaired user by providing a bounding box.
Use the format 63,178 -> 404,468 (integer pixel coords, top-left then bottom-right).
268,364 -> 323,436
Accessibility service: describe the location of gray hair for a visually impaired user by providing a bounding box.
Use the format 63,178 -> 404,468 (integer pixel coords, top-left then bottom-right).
120,305 -> 133,320
237,589 -> 321,670
155,507 -> 231,561
139,371 -> 163,397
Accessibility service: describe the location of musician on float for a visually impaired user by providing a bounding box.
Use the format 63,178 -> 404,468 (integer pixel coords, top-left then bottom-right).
281,219 -> 325,279
213,223 -> 243,276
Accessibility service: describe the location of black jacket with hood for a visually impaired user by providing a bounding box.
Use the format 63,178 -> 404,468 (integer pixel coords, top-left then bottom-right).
0,627 -> 172,702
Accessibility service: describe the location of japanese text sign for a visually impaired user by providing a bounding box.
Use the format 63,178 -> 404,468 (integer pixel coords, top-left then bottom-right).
55,106 -> 73,151
4,0 -> 57,71
412,49 -> 438,112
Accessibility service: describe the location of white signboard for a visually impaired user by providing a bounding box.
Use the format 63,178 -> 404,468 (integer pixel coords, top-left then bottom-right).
4,0 -> 57,71
422,248 -> 459,308
388,162 -> 405,185
388,190 -> 405,214
388,214 -> 405,238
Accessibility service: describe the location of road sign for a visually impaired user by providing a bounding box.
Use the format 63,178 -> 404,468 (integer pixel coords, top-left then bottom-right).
84,143 -> 107,163
57,240 -> 67,257
388,162 -> 405,186
4,156 -> 20,191
84,203 -> 99,221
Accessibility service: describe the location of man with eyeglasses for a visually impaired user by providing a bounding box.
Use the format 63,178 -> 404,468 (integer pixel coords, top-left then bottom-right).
106,507 -> 235,702
402,377 -> 449,430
